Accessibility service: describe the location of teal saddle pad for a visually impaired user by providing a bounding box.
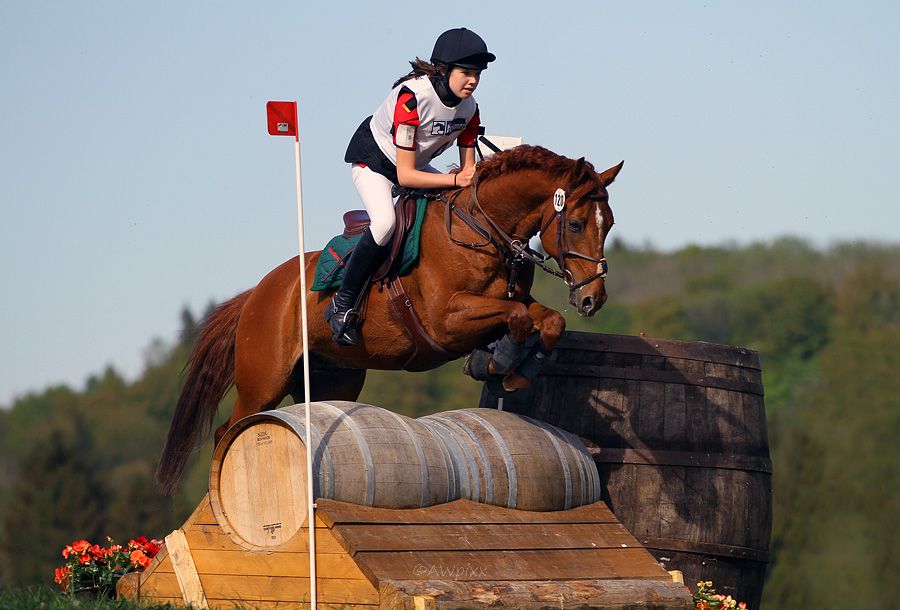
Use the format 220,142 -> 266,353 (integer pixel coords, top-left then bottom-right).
312,198 -> 429,292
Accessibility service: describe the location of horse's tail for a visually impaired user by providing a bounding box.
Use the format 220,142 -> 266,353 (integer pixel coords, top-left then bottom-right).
155,289 -> 252,496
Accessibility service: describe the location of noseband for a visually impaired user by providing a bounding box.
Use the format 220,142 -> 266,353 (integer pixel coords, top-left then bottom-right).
441,174 -> 609,301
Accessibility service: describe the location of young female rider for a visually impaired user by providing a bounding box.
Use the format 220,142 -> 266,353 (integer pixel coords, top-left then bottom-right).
326,27 -> 496,345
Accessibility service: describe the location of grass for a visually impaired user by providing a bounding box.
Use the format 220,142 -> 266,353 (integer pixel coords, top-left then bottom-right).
0,586 -> 181,609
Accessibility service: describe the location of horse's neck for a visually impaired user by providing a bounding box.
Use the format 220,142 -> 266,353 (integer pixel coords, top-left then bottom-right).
476,170 -> 555,238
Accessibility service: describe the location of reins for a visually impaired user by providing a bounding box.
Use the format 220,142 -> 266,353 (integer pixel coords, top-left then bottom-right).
439,170 -> 609,300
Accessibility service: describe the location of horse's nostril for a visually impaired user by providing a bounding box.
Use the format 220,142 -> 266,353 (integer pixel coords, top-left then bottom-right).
581,296 -> 594,313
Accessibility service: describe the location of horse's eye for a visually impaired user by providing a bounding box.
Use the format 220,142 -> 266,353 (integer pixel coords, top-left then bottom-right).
568,219 -> 583,233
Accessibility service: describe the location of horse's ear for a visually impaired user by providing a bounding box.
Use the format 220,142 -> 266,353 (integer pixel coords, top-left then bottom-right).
572,157 -> 588,181
597,161 -> 625,187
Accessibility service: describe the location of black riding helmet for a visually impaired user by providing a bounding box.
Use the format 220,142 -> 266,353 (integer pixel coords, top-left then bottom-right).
431,27 -> 496,70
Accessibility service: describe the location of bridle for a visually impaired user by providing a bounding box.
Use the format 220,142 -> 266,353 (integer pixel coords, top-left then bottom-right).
439,172 -> 609,301
539,187 -> 610,293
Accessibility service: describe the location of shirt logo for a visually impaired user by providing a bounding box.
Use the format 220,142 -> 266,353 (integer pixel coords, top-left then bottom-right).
431,118 -> 467,136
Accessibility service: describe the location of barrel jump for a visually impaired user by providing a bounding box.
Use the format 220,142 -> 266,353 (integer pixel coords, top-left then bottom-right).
128,400 -> 694,609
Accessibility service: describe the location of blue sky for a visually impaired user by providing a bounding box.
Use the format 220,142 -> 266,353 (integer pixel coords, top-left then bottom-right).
1,1 -> 898,406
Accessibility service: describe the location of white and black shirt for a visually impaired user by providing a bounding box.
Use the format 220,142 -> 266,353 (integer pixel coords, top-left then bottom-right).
345,75 -> 480,183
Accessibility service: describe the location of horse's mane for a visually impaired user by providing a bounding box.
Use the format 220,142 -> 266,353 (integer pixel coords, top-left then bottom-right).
476,145 -> 596,184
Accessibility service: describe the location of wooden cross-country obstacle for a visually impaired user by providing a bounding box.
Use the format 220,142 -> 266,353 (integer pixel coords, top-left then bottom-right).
119,403 -> 693,608
118,493 -> 691,609
481,331 -> 773,610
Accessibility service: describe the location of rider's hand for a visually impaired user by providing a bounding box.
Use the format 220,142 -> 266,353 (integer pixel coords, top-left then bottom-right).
454,165 -> 476,188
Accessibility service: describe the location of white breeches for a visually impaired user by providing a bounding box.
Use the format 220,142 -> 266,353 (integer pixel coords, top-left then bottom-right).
351,164 -> 395,246
351,163 -> 439,246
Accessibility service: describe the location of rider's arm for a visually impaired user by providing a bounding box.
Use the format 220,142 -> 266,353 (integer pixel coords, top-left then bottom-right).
396,149 -> 458,188
457,108 -> 479,173
394,90 -> 477,188
397,149 -> 475,188
455,108 -> 479,181
458,146 -> 476,172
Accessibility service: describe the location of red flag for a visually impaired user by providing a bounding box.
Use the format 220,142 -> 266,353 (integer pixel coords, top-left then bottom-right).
266,101 -> 298,138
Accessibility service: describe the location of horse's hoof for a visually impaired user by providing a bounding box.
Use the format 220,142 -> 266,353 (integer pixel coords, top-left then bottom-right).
486,378 -> 519,398
501,372 -> 531,391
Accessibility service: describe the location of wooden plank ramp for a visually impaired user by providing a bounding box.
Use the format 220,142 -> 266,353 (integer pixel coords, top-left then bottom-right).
118,494 -> 691,609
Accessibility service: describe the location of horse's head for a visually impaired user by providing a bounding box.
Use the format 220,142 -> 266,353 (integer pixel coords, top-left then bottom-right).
538,157 -> 623,317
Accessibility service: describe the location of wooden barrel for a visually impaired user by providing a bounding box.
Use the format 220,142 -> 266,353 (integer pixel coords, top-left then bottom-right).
421,408 -> 600,512
479,331 -> 772,609
209,401 -> 600,549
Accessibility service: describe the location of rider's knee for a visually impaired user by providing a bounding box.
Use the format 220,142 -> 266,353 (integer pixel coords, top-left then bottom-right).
369,215 -> 396,246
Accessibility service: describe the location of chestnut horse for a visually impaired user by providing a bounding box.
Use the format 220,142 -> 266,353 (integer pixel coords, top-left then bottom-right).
156,145 -> 622,494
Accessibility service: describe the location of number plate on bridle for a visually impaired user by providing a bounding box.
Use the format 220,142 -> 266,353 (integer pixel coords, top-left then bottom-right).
553,188 -> 566,212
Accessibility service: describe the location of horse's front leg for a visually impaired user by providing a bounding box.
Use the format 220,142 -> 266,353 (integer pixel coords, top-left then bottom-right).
524,297 -> 567,351
444,294 -> 564,391
492,298 -> 567,391
443,292 -> 535,349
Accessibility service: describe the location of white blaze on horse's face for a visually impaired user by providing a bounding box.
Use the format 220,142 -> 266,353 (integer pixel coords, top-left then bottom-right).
595,203 -> 605,240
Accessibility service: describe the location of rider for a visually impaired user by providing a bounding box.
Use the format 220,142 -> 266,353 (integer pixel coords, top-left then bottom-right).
326,27 -> 496,345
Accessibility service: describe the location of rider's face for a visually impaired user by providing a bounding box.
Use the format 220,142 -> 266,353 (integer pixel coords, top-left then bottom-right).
448,67 -> 481,99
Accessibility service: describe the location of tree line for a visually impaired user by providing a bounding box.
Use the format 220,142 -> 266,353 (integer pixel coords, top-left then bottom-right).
1,237 -> 898,608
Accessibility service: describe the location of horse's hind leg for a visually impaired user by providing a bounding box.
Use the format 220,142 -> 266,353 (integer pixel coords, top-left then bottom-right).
212,255 -> 312,445
214,382 -> 292,446
214,350 -> 297,446
214,389 -> 285,445
290,354 -> 367,403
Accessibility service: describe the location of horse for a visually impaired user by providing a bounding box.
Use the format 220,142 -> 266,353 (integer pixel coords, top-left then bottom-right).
156,145 -> 622,495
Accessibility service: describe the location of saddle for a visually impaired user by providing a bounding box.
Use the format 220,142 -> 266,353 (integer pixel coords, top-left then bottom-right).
341,194 -> 418,283
338,194 -> 460,371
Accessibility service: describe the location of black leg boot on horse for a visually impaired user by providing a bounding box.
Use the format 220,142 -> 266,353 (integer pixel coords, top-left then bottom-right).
325,228 -> 389,346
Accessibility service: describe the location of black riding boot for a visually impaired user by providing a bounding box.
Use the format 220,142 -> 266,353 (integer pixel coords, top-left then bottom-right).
324,228 -> 388,345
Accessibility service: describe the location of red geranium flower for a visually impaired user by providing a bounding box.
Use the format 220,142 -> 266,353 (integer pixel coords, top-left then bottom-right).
130,549 -> 151,569
54,566 -> 72,589
144,539 -> 163,556
55,535 -> 159,595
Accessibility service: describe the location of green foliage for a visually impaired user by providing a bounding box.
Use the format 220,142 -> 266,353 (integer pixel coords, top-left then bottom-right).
0,586 -> 180,609
763,265 -> 900,608
0,335 -> 201,586
360,360 -> 484,417
631,295 -> 691,339
731,275 -> 832,359
102,462 -> 190,547
1,422 -> 107,586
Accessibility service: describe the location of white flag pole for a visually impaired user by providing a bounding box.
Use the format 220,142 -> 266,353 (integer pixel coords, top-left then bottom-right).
290,101 -> 317,609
